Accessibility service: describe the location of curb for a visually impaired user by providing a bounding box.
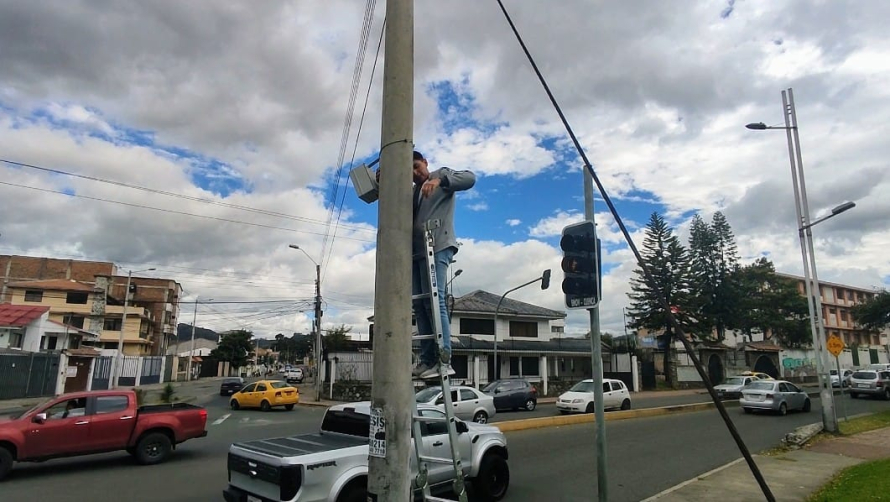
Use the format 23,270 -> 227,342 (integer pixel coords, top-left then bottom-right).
496,400 -> 739,432
640,457 -> 747,501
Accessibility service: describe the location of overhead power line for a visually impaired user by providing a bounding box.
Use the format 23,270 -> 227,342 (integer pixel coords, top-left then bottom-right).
0,158 -> 377,236
0,180 -> 376,242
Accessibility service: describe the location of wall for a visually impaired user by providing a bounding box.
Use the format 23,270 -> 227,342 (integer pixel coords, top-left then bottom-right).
455,314 -> 557,342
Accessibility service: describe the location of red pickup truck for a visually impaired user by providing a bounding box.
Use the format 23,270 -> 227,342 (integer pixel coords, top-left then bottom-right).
0,389 -> 207,481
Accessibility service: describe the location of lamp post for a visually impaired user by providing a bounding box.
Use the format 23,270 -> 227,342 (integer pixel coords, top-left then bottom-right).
289,244 -> 323,402
746,88 -> 857,433
493,269 -> 551,381
112,267 -> 155,388
187,296 -> 213,381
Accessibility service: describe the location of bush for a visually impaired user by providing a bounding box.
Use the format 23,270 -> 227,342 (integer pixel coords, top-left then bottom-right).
161,383 -> 176,403
134,388 -> 145,405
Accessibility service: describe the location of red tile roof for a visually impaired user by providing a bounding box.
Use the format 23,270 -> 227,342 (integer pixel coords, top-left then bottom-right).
0,304 -> 50,327
7,279 -> 96,292
745,342 -> 783,352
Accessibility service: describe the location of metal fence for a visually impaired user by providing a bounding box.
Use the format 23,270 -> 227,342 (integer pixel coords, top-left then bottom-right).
117,356 -> 140,387
0,352 -> 60,400
329,352 -> 373,382
91,356 -> 113,390
139,356 -> 163,385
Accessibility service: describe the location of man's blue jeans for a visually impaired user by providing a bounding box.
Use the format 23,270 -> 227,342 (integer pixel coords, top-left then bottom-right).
412,247 -> 455,367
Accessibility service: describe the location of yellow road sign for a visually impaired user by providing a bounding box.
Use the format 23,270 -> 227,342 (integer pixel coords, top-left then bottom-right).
827,335 -> 845,357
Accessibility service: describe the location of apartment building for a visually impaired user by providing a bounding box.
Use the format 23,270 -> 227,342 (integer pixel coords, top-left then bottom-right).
0,255 -> 182,355
778,273 -> 886,347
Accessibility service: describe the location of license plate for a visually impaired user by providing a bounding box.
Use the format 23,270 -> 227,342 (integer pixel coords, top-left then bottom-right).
247,495 -> 261,502
858,384 -> 869,388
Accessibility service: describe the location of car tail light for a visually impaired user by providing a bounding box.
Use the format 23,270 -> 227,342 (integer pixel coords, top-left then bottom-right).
199,409 -> 208,422
765,393 -> 774,399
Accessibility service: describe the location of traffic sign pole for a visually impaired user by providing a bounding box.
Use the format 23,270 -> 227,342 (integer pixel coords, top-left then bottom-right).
835,355 -> 847,422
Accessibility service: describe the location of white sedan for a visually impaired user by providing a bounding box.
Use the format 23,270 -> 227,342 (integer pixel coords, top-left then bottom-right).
557,378 -> 632,414
415,385 -> 497,424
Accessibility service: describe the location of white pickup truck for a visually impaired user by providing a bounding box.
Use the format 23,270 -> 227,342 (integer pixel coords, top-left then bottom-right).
222,401 -> 510,502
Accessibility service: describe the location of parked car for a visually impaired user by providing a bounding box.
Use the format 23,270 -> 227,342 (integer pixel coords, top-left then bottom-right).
740,380 -> 810,415
848,371 -> 890,400
0,389 -> 207,481
219,377 -> 246,396
830,369 -> 854,388
714,375 -> 758,399
284,368 -> 304,383
223,401 -> 510,502
740,371 -> 774,380
230,380 -> 299,411
415,385 -> 496,424
556,378 -> 632,414
482,378 -> 538,411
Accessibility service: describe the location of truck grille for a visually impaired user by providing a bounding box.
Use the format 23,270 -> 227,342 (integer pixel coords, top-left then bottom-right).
228,453 -> 302,500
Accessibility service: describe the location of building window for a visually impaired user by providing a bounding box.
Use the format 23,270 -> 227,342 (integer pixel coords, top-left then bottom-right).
521,357 -> 540,376
24,290 -> 43,302
510,321 -> 538,338
42,336 -> 58,351
846,290 -> 854,301
840,311 -> 848,322
104,318 -> 123,331
8,329 -> 24,349
63,315 -> 86,329
460,318 -> 494,336
66,292 -> 89,304
509,357 -> 519,376
551,326 -> 564,333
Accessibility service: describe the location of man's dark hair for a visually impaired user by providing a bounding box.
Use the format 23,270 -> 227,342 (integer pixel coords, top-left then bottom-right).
413,150 -> 424,161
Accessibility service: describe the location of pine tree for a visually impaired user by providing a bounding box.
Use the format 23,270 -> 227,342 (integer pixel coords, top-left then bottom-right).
627,212 -> 692,387
687,214 -> 717,339
687,212 -> 742,342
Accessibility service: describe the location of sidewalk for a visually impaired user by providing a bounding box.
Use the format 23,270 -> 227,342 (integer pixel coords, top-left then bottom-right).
644,426 -> 890,501
0,377 -> 225,415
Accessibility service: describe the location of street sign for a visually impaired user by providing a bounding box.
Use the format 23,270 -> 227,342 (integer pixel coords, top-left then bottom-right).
827,334 -> 845,357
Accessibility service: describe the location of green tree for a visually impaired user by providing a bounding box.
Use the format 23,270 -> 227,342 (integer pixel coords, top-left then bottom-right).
852,290 -> 890,331
735,258 -> 811,347
324,324 -> 352,352
211,329 -> 254,368
627,212 -> 693,387
687,212 -> 741,342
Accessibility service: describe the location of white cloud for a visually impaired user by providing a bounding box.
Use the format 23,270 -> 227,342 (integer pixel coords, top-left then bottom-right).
506,219 -> 521,227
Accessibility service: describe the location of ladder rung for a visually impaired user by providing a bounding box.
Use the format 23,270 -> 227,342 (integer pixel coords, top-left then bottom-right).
412,334 -> 437,340
412,293 -> 431,301
413,414 -> 449,423
419,455 -> 458,465
425,496 -> 459,502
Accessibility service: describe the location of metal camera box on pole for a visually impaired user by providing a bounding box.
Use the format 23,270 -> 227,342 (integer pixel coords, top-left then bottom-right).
349,163 -> 379,203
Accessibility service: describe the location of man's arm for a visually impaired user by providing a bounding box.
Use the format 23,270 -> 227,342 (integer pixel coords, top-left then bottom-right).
438,167 -> 476,192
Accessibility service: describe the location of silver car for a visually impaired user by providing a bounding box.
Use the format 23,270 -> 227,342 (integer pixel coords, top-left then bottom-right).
714,375 -> 758,399
740,380 -> 811,415
416,385 -> 497,424
849,370 -> 890,400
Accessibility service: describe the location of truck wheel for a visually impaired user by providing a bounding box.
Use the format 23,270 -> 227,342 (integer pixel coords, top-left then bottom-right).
261,400 -> 272,412
0,446 -> 14,481
135,432 -> 173,465
337,481 -> 367,502
473,453 -> 509,501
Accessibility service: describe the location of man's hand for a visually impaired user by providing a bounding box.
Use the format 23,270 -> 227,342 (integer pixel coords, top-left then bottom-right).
421,178 -> 441,197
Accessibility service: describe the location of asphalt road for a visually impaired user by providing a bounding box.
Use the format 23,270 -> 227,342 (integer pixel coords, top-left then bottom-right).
1,392 -> 886,501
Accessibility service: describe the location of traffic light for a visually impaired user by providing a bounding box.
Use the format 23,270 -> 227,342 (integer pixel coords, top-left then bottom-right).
560,220 -> 600,309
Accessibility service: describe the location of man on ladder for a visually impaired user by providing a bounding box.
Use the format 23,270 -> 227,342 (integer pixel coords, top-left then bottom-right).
408,150 -> 475,379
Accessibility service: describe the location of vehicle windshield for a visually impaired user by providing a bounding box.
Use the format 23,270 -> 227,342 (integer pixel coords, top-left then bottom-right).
482,381 -> 500,392
9,398 -> 51,420
723,377 -> 745,386
748,381 -> 775,391
270,381 -> 290,389
830,370 -> 838,375
569,381 -> 596,393
416,387 -> 442,403
853,371 -> 877,380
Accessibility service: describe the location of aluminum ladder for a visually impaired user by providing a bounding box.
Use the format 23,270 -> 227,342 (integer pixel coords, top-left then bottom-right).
410,221 -> 468,502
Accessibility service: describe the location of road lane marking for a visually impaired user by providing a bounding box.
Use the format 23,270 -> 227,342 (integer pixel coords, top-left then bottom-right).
212,413 -> 231,426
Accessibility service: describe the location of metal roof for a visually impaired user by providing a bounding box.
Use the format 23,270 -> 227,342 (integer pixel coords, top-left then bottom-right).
451,290 -> 566,319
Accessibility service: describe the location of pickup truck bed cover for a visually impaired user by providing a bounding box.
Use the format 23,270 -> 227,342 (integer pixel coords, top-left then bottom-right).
234,432 -> 365,458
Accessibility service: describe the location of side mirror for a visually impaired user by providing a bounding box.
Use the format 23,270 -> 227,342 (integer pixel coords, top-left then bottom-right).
33,413 -> 47,424
494,389 -> 501,394
456,421 -> 469,434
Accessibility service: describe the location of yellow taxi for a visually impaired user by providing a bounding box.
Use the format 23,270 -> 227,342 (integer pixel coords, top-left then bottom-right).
229,380 -> 299,411
740,371 -> 774,380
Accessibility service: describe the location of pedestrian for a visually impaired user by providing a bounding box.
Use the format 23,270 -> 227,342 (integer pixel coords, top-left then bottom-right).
407,150 -> 476,378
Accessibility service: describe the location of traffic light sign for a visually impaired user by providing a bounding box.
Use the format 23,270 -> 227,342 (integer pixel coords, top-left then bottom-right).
560,220 -> 600,309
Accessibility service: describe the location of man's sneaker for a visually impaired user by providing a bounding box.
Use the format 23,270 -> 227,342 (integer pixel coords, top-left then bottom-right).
412,363 -> 433,378
420,364 -> 456,379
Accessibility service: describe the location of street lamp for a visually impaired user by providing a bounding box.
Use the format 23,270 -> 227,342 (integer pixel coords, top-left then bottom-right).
289,244 -> 323,402
446,269 -> 463,289
493,269 -> 551,382
111,267 -> 156,388
187,296 -> 213,381
746,88 -> 856,433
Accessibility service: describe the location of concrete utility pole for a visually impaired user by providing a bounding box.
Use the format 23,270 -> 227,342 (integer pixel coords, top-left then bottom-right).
584,166 -> 608,500
314,262 -> 323,402
368,0 -> 414,499
112,268 -> 154,388
187,296 -> 199,381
